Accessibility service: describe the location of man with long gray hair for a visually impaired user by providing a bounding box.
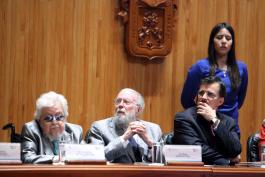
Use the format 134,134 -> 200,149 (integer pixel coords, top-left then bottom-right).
85,88 -> 162,163
21,91 -> 83,164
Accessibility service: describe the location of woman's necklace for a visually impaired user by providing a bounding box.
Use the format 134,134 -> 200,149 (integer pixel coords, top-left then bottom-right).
218,66 -> 227,77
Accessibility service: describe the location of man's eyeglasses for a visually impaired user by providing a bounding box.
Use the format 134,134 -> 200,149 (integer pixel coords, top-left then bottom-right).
43,114 -> 65,122
114,98 -> 135,106
197,90 -> 217,99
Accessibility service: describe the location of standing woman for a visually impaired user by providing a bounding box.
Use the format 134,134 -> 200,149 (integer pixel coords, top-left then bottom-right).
181,22 -> 248,136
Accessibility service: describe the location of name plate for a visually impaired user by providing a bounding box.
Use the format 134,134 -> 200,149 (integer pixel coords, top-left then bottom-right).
64,144 -> 106,162
0,143 -> 21,160
163,145 -> 202,162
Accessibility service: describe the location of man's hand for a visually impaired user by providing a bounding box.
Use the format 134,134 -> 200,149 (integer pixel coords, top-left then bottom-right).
128,121 -> 153,147
230,155 -> 241,164
197,102 -> 217,122
121,123 -> 135,141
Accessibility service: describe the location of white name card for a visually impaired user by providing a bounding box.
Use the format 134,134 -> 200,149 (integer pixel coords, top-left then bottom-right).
163,145 -> 202,162
64,144 -> 106,161
0,143 -> 21,160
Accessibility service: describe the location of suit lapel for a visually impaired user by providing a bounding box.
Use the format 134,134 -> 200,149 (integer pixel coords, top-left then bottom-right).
34,120 -> 54,155
107,118 -> 120,138
43,137 -> 53,155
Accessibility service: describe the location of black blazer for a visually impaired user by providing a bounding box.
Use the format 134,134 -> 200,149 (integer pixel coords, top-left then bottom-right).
174,107 -> 241,165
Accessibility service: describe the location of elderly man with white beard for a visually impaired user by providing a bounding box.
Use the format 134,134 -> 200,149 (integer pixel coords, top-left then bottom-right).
21,91 -> 83,164
85,88 -> 162,163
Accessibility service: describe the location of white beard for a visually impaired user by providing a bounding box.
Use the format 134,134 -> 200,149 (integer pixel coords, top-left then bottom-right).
113,112 -> 136,135
46,132 -> 64,141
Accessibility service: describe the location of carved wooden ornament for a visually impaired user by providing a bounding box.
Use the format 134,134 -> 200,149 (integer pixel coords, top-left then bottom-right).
118,0 -> 177,59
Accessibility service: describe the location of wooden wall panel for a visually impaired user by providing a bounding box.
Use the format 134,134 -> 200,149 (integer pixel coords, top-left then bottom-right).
1,0 -> 265,161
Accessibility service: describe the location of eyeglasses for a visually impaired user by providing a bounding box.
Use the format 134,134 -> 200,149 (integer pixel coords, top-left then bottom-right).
114,98 -> 135,106
197,90 -> 217,99
43,114 -> 65,122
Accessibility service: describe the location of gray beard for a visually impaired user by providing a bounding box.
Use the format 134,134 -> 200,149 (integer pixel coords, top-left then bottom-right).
39,122 -> 65,141
46,133 -> 64,141
113,114 -> 136,136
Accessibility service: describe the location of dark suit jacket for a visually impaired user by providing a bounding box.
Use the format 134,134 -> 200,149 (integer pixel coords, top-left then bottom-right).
85,117 -> 162,163
21,120 -> 83,164
174,107 -> 241,165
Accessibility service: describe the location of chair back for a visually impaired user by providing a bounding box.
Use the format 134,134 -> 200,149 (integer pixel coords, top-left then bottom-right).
2,123 -> 22,143
163,131 -> 174,144
247,133 -> 260,162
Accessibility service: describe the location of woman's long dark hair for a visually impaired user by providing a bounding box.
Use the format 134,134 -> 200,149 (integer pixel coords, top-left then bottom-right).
208,22 -> 241,91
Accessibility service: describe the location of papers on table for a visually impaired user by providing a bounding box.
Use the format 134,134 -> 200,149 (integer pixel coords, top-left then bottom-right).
236,162 -> 265,168
0,143 -> 22,164
163,145 -> 202,163
64,144 -> 106,162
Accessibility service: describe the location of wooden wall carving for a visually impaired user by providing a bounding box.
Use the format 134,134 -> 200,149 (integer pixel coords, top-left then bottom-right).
118,0 -> 177,59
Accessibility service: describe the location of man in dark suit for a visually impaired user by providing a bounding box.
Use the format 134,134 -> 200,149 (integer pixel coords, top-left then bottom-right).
85,88 -> 162,163
174,76 -> 241,165
21,91 -> 83,164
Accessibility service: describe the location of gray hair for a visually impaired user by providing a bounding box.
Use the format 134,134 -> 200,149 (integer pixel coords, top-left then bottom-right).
34,91 -> 68,120
118,88 -> 145,113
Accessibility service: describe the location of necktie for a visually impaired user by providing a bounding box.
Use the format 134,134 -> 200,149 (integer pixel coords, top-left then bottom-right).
52,140 -> 59,155
210,125 -> 215,136
129,137 -> 142,162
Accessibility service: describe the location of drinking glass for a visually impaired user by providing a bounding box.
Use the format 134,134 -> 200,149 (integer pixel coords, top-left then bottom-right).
151,141 -> 164,164
261,144 -> 265,162
59,133 -> 73,163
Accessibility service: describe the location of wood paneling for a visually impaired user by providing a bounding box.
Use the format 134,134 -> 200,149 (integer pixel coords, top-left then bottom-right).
1,0 -> 265,161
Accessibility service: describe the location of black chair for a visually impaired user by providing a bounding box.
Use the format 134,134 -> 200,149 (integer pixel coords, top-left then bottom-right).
2,123 -> 22,143
246,133 -> 260,162
163,131 -> 174,144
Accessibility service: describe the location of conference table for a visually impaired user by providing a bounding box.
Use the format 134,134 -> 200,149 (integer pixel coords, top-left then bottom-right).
1,163 -> 265,177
